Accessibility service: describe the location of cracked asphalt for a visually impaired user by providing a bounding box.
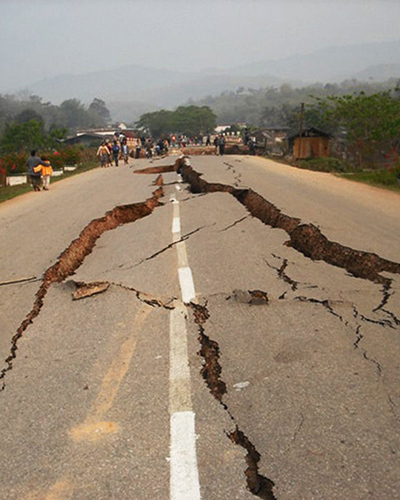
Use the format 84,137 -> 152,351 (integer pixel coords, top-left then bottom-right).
0,155 -> 399,499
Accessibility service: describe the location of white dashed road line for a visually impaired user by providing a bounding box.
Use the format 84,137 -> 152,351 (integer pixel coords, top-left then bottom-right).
169,191 -> 201,500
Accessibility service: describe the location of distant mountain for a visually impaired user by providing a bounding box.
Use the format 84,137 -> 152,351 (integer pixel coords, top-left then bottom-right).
354,63 -> 400,82
13,39 -> 400,121
227,40 -> 400,82
21,65 -> 194,104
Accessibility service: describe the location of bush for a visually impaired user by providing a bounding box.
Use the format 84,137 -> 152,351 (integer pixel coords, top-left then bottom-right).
0,152 -> 28,174
60,146 -> 82,166
46,151 -> 64,169
343,168 -> 400,187
297,156 -> 351,173
43,146 -> 82,169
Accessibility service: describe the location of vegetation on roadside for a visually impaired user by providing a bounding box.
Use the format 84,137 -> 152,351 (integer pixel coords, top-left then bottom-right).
296,157 -> 352,173
0,157 -> 98,204
194,79 -> 400,128
136,105 -> 216,136
339,169 -> 400,191
307,90 -> 400,169
0,95 -> 111,139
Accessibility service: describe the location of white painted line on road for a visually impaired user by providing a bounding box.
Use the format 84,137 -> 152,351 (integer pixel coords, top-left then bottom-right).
170,306 -> 192,414
172,217 -> 181,234
170,306 -> 191,383
178,267 -> 196,304
169,175 -> 201,500
170,411 -> 201,500
176,240 -> 188,265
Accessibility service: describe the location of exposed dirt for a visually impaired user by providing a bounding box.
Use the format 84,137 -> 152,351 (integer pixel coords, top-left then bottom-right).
229,428 -> 277,500
133,165 -> 176,175
189,301 -> 277,499
190,302 -> 226,401
178,160 -> 400,285
72,281 -> 110,300
0,187 -> 164,390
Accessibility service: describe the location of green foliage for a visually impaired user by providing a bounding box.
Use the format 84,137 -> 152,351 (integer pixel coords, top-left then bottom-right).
89,98 -> 111,125
0,145 -> 83,179
0,93 -> 111,142
312,90 -> 400,168
59,146 -> 82,166
195,80 -> 397,129
14,108 -> 44,125
0,151 -> 28,175
136,105 -> 216,137
49,124 -> 68,141
340,169 -> 400,190
0,154 -> 99,201
297,157 -> 351,173
60,99 -> 92,130
1,119 -> 46,153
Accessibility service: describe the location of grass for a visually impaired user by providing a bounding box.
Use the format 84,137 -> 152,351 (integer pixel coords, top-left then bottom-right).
338,169 -> 400,192
0,160 -> 99,204
287,156 -> 400,193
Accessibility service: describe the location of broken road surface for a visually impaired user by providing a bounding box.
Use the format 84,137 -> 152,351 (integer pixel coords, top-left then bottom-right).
0,155 -> 399,499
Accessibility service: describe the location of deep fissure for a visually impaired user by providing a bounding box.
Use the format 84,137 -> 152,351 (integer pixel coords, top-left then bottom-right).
177,159 -> 400,288
189,302 -> 277,500
0,187 -> 164,390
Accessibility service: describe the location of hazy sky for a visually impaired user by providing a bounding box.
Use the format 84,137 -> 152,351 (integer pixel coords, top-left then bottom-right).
1,0 -> 399,91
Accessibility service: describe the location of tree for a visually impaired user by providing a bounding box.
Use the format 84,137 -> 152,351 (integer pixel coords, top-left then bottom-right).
313,91 -> 400,168
60,99 -> 91,130
136,106 -> 216,137
89,98 -> 111,126
14,108 -> 44,125
0,119 -> 46,153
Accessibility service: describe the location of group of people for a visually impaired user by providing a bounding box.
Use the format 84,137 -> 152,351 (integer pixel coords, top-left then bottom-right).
26,150 -> 53,191
95,130 -> 232,168
214,134 -> 226,155
97,133 -> 129,168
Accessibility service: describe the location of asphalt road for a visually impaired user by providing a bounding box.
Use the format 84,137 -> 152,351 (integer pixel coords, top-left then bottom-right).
0,154 -> 399,500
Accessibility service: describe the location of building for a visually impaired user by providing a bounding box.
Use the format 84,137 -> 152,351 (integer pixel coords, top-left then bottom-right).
63,128 -> 138,149
288,127 -> 330,159
62,133 -> 107,147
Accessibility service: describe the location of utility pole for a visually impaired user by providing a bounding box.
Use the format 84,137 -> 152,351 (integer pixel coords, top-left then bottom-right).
297,102 -> 305,161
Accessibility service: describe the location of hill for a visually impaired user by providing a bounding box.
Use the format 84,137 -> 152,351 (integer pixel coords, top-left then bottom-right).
12,39 -> 400,121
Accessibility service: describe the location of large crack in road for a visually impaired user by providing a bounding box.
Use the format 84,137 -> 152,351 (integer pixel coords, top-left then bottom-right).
0,187 -> 164,390
135,157 -> 400,498
190,301 -> 277,500
177,158 -> 400,288
3,158 -> 399,498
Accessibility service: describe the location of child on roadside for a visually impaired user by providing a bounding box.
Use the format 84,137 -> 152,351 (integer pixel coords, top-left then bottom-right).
40,156 -> 53,190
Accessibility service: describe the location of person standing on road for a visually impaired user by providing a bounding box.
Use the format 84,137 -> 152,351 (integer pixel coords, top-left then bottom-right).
40,156 -> 53,190
213,135 -> 219,155
135,139 -> 142,159
97,142 -> 110,168
121,138 -> 129,165
26,150 -> 47,191
112,140 -> 120,166
218,135 -> 226,156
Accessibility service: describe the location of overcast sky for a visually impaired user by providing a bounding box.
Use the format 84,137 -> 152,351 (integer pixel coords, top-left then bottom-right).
1,0 -> 399,92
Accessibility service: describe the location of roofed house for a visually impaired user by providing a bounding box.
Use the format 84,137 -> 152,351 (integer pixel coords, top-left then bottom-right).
62,133 -> 107,147
288,127 -> 330,159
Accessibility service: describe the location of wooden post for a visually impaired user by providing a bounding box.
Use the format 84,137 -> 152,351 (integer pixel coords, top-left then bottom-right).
297,102 -> 305,160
